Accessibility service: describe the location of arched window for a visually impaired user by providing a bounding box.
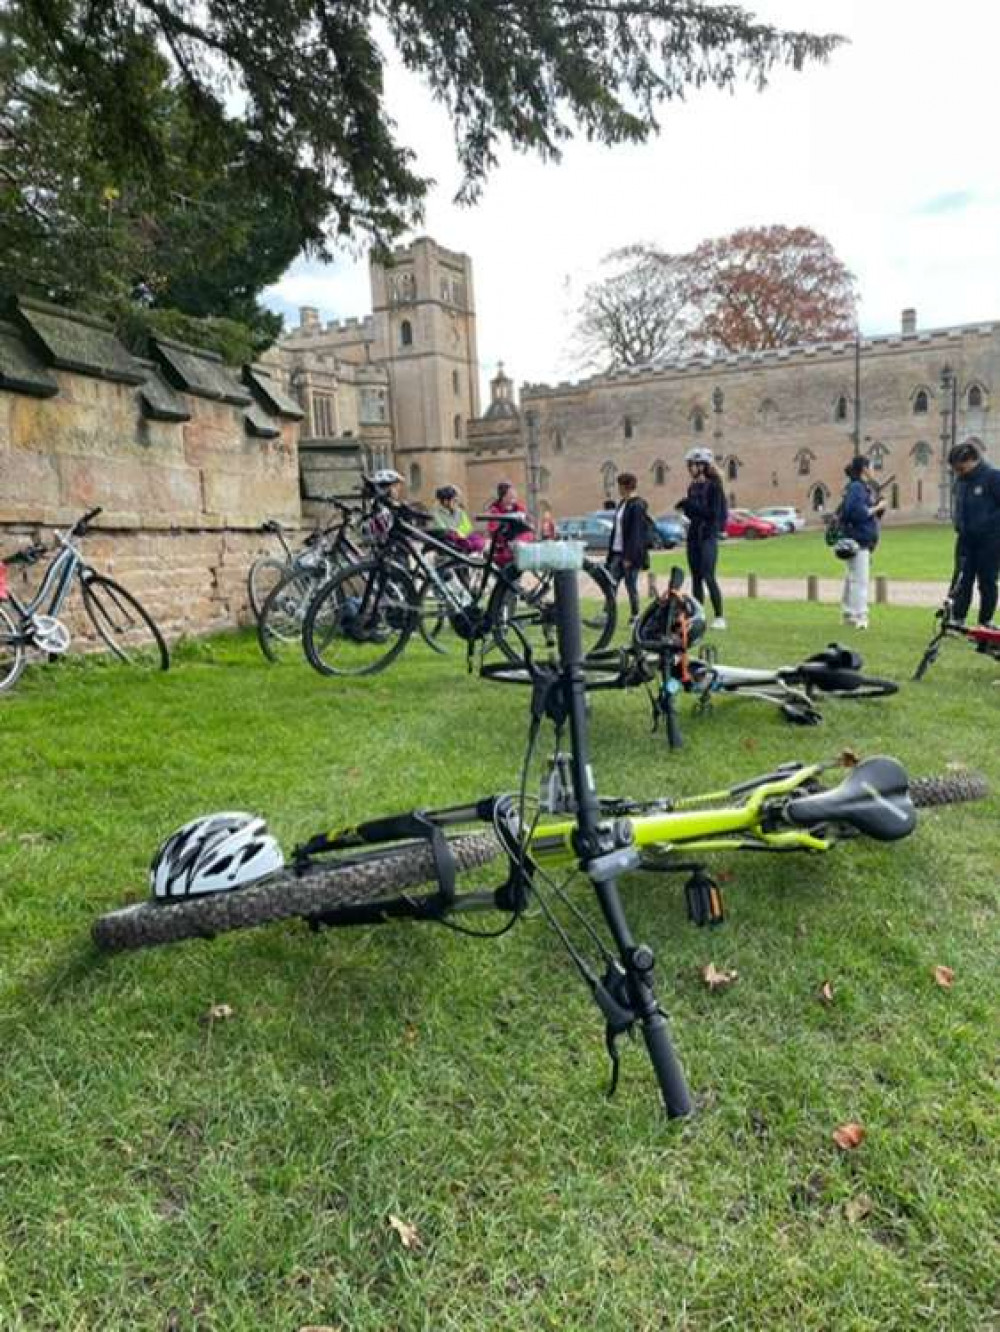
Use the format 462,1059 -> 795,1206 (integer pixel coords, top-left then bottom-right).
968,385 -> 983,409
409,462 -> 421,491
651,460 -> 667,486
726,458 -> 739,482
795,448 -> 815,477
810,483 -> 830,512
400,319 -> 413,347
601,460 -> 617,499
912,440 -> 933,467
623,416 -> 633,440
913,388 -> 929,415
453,414 -> 462,440
834,395 -> 849,423
869,440 -> 890,472
452,370 -> 460,395
759,398 -> 778,424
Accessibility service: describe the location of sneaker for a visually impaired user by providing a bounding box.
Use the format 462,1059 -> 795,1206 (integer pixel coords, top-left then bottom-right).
711,617 -> 727,631
841,612 -> 855,626
855,620 -> 869,631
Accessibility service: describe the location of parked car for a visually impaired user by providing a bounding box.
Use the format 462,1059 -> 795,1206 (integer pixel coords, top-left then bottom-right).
754,505 -> 805,533
652,513 -> 688,548
725,509 -> 780,539
555,514 -> 614,550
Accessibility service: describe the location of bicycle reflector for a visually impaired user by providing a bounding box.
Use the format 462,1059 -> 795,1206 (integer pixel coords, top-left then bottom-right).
516,541 -> 586,573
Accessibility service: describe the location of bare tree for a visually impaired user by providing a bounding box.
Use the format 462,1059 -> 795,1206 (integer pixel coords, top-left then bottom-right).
574,248 -> 694,372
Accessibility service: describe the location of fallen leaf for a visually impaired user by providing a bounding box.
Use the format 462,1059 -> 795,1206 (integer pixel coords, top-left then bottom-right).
832,1122 -> 865,1151
840,748 -> 860,767
403,1023 -> 419,1045
844,1194 -> 875,1224
933,965 -> 955,989
818,980 -> 835,1005
701,962 -> 738,992
388,1214 -> 422,1250
201,1003 -> 235,1024
740,736 -> 757,752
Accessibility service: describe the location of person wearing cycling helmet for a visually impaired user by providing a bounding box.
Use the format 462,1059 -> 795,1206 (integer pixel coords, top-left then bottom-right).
432,485 -> 485,553
948,438 -> 1000,628
676,448 -> 728,629
838,454 -> 885,630
371,467 -> 404,502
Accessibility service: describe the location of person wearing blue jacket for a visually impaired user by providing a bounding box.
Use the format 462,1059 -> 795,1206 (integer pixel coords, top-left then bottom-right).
949,439 -> 1000,626
839,455 -> 886,629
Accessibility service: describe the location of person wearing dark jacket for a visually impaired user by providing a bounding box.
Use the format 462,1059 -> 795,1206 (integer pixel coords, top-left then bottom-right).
839,454 -> 885,629
677,448 -> 728,629
949,439 -> 1000,626
605,471 -> 650,619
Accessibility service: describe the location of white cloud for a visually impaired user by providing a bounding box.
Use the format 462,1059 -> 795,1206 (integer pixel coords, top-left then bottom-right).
264,0 -> 1000,398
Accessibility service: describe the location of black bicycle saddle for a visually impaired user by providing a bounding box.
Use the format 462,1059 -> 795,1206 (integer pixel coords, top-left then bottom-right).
782,757 -> 915,842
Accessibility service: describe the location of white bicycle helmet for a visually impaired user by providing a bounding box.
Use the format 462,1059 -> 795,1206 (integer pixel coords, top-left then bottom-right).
834,537 -> 861,561
371,468 -> 403,488
684,447 -> 715,466
150,811 -> 284,900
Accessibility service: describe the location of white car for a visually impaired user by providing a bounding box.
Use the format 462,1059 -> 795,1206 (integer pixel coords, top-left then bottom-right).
754,506 -> 805,533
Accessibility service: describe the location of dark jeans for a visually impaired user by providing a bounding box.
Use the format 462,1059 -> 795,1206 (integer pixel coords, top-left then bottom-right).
687,533 -> 723,618
952,534 -> 1000,624
607,553 -> 641,618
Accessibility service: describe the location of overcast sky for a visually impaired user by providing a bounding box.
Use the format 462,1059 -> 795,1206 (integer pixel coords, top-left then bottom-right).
263,0 -> 1000,401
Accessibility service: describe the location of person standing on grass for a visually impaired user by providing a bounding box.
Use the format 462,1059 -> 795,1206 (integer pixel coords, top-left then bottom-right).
486,480 -> 532,566
948,438 -> 1000,627
605,471 -> 651,621
838,454 -> 885,630
677,447 -> 728,629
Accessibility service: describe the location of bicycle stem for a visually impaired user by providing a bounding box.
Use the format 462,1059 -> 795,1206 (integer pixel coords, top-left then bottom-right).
553,569 -> 693,1119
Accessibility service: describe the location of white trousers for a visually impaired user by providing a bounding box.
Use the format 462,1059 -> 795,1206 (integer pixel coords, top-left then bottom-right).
841,547 -> 871,623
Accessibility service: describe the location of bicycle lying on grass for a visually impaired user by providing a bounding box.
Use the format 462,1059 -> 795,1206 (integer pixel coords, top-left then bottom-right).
913,594 -> 1000,680
0,507 -> 169,694
93,543 -> 986,1116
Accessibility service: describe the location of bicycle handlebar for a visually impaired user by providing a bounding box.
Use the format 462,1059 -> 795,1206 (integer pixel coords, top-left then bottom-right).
70,506 -> 103,537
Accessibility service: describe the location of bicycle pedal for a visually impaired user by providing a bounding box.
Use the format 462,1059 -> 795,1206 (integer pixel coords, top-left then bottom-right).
685,871 -> 725,927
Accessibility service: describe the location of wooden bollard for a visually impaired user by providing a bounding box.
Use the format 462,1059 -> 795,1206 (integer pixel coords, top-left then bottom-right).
875,575 -> 889,605
807,574 -> 819,602
747,572 -> 758,599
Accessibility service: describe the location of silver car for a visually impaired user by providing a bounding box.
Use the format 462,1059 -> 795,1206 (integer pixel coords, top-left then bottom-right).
754,505 -> 805,533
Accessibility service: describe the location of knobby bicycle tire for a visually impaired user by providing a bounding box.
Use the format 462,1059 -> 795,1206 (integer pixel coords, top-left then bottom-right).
0,602 -> 27,694
80,575 -> 170,671
92,830 -> 503,952
909,771 -> 989,807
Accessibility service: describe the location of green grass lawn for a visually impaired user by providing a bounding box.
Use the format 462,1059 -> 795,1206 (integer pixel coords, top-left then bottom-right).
1,607 -> 997,1330
652,523 -> 957,583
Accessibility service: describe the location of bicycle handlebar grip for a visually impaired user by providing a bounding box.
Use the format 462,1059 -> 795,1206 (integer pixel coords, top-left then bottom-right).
515,540 -> 585,573
75,506 -> 103,533
641,1011 -> 693,1118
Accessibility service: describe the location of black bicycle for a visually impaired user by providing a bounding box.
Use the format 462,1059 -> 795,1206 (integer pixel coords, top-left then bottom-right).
0,507 -> 169,693
300,490 -> 617,677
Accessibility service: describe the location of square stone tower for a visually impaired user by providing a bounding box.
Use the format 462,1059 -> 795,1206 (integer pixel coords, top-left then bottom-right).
370,236 -> 480,499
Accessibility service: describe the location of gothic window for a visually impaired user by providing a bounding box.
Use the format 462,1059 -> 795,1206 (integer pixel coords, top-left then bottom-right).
692,410 -> 705,434
452,370 -> 460,395
651,460 -> 668,486
453,414 -> 462,440
810,483 -> 830,512
726,457 -> 740,482
868,441 -> 890,472
400,319 -> 413,348
601,460 -> 618,498
968,384 -> 983,409
409,462 -> 422,492
834,395 -> 849,423
795,448 -> 815,477
913,388 -> 929,414
912,440 -> 933,467
623,415 -> 633,440
759,397 -> 778,424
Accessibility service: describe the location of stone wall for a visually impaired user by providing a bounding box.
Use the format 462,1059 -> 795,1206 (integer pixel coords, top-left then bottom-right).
0,298 -> 305,641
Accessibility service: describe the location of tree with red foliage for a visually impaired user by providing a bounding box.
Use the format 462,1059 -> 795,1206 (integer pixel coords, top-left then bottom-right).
685,225 -> 858,353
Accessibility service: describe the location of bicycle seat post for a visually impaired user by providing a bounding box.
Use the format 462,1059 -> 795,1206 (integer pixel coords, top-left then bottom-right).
550,565 -> 693,1119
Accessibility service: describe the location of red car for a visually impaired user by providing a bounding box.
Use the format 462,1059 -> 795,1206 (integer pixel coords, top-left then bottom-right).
724,508 -> 779,539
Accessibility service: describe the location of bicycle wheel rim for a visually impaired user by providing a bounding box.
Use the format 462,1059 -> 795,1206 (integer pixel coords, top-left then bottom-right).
303,560 -> 416,677
257,570 -> 318,662
0,603 -> 27,693
248,557 -> 291,622
489,561 -> 616,665
81,576 -> 169,670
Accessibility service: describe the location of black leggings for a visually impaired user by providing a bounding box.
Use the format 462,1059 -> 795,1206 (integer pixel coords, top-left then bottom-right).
952,534 -> 1000,625
687,533 -> 723,618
